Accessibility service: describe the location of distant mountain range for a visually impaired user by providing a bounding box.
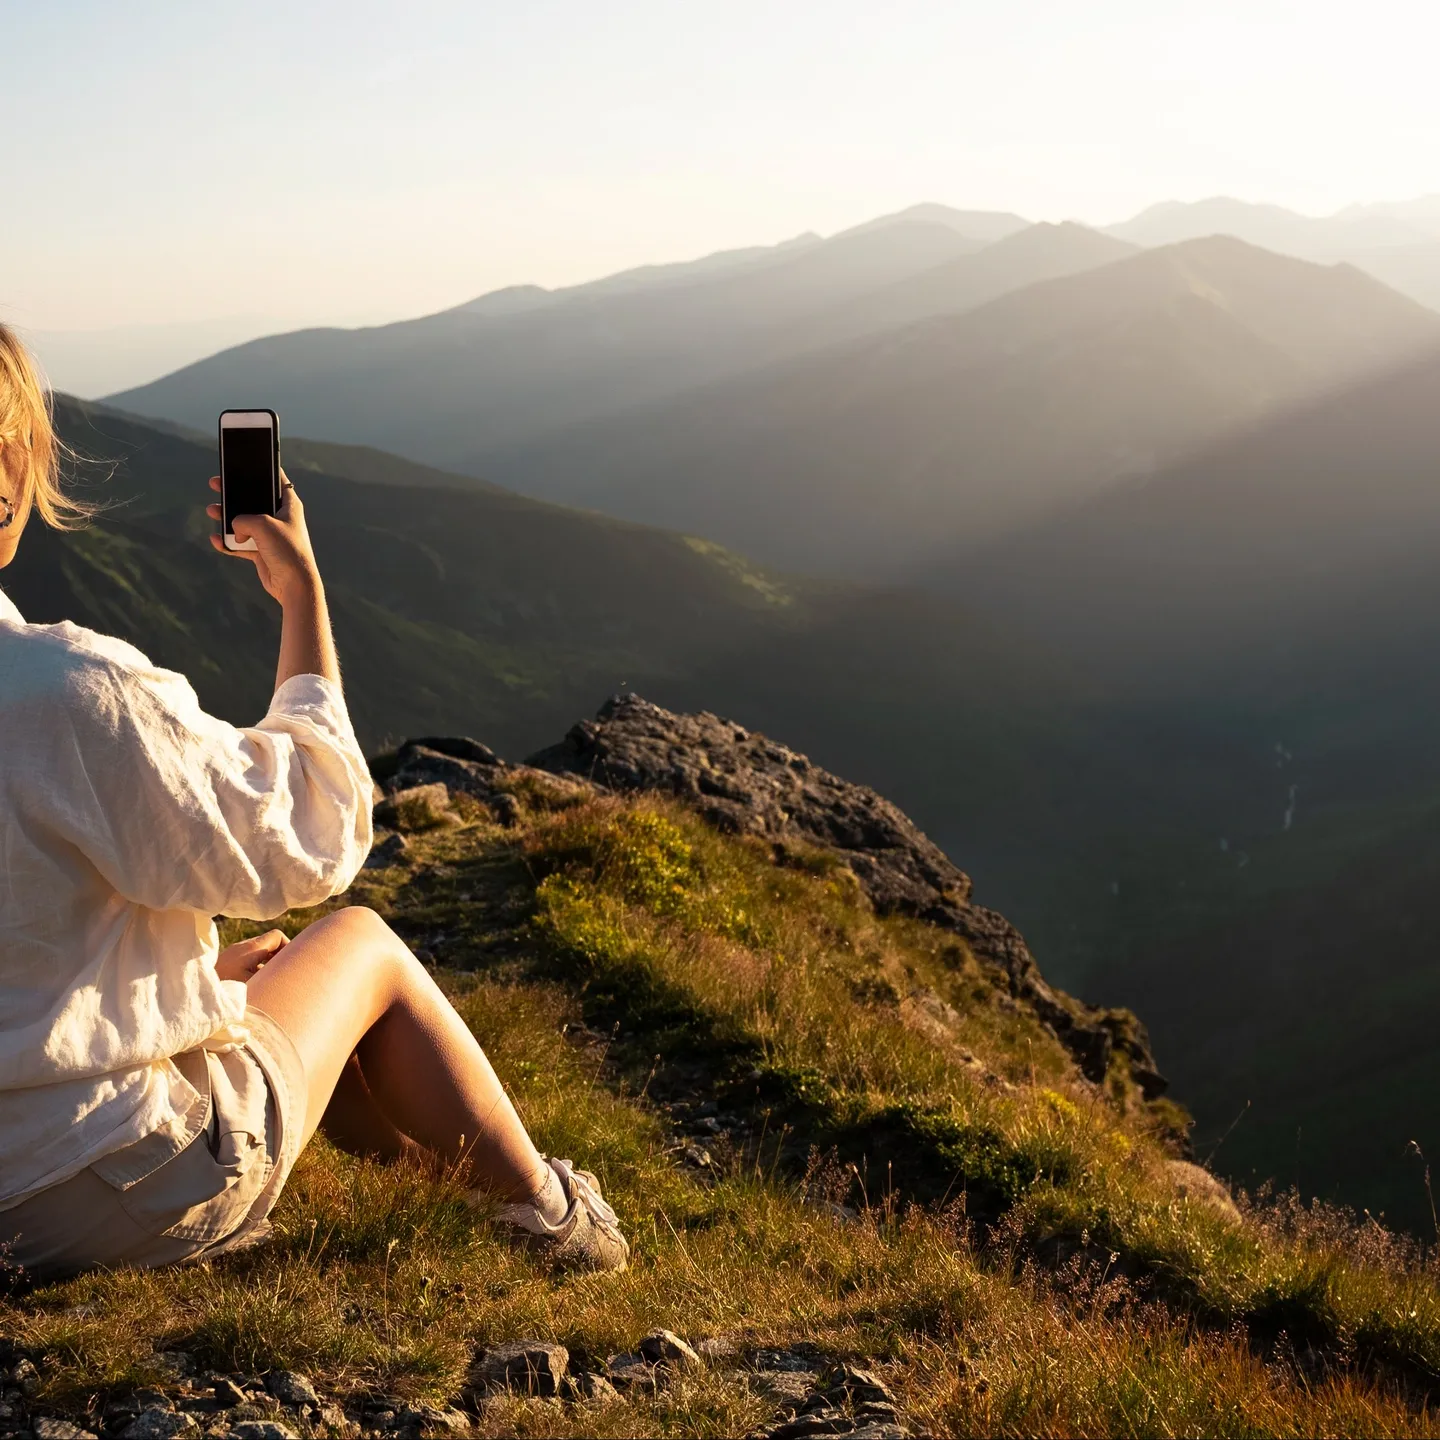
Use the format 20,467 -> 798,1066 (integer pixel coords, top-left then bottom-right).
485,236 -> 1440,578
1107,195 -> 1440,310
107,206 -> 1440,580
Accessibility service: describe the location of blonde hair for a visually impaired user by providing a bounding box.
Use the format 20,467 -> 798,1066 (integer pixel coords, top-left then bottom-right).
0,322 -> 91,529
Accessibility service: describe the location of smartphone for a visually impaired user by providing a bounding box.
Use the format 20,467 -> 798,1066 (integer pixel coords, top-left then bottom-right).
218,409 -> 280,552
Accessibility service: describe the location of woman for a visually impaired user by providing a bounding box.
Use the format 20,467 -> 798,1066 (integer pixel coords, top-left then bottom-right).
0,325 -> 627,1275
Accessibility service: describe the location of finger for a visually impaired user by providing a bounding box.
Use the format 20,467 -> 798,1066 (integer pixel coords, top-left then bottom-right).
209,476 -> 221,492
258,928 -> 290,956
205,503 -> 222,520
210,533 -> 259,561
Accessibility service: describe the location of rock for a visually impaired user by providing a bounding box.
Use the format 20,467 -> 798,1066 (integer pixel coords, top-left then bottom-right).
1168,1160 -> 1241,1220
638,1330 -> 701,1369
696,1336 -> 739,1362
363,832 -> 409,870
374,785 -> 460,833
602,1356 -> 658,1394
225,1425 -> 297,1440
391,1405 -> 469,1436
527,695 -> 1166,1092
848,1426 -> 909,1440
566,1373 -> 617,1401
150,1357 -> 194,1383
10,1363 -> 38,1399
216,1406 -> 276,1426
261,1376 -> 317,1413
210,1384 -> 247,1411
118,1411 -> 195,1440
314,1405 -> 348,1433
767,1413 -> 854,1439
468,1340 -> 568,1397
32,1423 -> 95,1440
823,1365 -> 894,1406
751,1371 -> 817,1410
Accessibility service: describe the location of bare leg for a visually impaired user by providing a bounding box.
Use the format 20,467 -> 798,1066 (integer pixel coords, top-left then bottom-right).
321,1054 -> 425,1164
246,907 -> 548,1201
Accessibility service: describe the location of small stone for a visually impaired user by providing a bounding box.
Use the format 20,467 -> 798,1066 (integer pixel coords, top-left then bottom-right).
769,1413 -> 853,1439
119,1412 -> 195,1440
601,1358 -> 657,1395
210,1385 -> 247,1413
847,1426 -> 909,1440
226,1425 -> 297,1440
10,1365 -> 37,1400
637,1331 -> 701,1370
32,1423 -> 96,1440
315,1405 -> 348,1434
696,1337 -> 739,1362
469,1341 -> 568,1398
151,1358 -> 194,1383
262,1377 -> 317,1413
568,1373 -> 617,1402
682,1146 -> 713,1169
391,1407 -> 467,1437
219,1407 -> 275,1426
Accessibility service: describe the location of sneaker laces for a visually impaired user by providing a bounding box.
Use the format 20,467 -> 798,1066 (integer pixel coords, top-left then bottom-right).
549,1157 -> 621,1231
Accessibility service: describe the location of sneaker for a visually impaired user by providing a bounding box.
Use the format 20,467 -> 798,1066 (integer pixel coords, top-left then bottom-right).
493,1157 -> 630,1273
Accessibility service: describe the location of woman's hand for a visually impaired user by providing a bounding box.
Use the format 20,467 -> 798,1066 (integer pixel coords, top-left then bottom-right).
215,929 -> 290,983
207,471 -> 322,607
206,470 -> 341,687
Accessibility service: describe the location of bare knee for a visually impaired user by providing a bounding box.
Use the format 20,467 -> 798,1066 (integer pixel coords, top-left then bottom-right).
289,906 -> 414,982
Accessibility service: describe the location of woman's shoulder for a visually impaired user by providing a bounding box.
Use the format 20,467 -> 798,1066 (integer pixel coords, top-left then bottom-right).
0,619 -> 194,719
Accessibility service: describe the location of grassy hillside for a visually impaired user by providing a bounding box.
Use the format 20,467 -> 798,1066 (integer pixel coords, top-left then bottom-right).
4,399 -> 845,755
4,768 -> 1440,1437
492,238 -> 1440,579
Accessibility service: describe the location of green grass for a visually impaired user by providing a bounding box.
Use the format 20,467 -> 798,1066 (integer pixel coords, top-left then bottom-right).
6,789 -> 1440,1435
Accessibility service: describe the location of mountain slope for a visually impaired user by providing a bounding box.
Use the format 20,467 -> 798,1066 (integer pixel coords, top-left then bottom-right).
9,708 -> 1440,1437
490,237 -> 1440,579
104,218 -> 992,468
949,350 -> 1440,1225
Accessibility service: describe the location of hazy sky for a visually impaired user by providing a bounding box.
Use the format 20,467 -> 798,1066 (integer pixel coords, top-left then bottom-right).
3,0 -> 1438,333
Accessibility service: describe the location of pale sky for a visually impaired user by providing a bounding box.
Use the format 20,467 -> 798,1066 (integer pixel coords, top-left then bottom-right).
3,0 -> 1439,335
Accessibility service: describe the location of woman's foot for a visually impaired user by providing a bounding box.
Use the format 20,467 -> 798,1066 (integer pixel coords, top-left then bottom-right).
491,1157 -> 630,1272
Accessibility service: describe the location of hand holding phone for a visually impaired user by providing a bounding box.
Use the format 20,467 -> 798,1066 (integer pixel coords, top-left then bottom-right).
219,409 -> 280,550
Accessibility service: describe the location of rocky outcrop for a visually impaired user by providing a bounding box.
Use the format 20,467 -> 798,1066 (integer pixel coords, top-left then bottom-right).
527,695 -> 1166,1095
374,697 -> 1165,1095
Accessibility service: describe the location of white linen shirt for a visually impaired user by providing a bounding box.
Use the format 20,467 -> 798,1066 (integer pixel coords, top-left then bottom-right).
0,587 -> 373,1208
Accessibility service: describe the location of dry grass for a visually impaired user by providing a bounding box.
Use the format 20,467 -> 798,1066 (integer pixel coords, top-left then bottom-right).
4,793 -> 1440,1436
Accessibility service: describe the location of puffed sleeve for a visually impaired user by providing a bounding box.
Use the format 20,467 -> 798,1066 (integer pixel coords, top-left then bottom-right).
34,650 -> 374,919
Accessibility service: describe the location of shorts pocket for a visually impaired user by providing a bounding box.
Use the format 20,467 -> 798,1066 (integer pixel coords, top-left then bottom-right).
91,1049 -> 276,1246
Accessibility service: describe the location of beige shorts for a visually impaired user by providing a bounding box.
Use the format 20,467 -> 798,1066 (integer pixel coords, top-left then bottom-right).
0,1007 -> 308,1278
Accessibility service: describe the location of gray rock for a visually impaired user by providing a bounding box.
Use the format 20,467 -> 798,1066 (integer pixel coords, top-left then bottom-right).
638,1331 -> 701,1369
468,1341 -> 568,1397
391,1405 -> 468,1436
602,1357 -> 658,1394
32,1423 -> 95,1440
768,1413 -> 855,1439
363,832 -> 409,870
118,1412 -> 195,1440
695,1337 -> 739,1362
10,1364 -> 38,1399
225,1425 -> 297,1440
566,1373 -> 617,1401
847,1426 -> 909,1440
209,1385 -> 247,1412
526,694 -> 1166,1092
262,1376 -> 318,1413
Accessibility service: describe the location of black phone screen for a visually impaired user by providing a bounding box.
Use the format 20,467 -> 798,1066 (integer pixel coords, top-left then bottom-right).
221,424 -> 277,533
